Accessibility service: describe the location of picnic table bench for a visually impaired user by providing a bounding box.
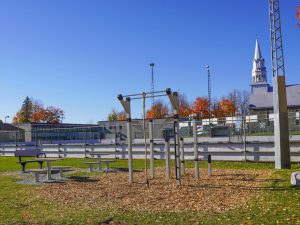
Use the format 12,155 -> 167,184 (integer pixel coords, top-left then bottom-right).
15,149 -> 46,173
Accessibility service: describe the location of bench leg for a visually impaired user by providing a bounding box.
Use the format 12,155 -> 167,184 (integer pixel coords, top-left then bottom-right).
21,163 -> 26,173
88,164 -> 93,172
34,172 -> 39,183
104,162 -> 109,171
58,169 -> 64,178
38,162 -> 43,169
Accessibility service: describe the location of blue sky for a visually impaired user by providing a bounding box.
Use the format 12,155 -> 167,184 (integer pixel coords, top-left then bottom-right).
0,0 -> 299,123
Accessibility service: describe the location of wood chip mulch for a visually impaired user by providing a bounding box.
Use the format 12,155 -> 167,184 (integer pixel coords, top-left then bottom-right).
32,168 -> 272,212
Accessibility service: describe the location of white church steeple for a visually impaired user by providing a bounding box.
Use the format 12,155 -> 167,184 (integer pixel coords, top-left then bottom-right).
252,38 -> 267,85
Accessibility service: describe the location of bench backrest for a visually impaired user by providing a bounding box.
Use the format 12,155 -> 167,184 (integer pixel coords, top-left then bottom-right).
15,149 -> 43,157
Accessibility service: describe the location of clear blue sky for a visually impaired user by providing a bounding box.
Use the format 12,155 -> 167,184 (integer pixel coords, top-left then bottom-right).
0,0 -> 299,123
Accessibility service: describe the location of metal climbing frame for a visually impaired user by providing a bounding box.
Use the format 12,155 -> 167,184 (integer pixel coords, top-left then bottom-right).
117,88 -> 181,186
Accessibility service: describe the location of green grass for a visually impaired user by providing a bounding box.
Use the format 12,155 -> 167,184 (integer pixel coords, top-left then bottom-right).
0,156 -> 300,224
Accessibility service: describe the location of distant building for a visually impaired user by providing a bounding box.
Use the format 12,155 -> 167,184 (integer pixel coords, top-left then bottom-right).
0,123 -> 103,143
249,38 -> 300,131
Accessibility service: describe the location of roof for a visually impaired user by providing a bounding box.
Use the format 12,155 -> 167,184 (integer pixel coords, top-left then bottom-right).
254,38 -> 262,60
0,124 -> 23,131
249,84 -> 300,110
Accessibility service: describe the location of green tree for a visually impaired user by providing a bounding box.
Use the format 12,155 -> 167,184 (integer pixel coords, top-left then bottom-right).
20,96 -> 33,122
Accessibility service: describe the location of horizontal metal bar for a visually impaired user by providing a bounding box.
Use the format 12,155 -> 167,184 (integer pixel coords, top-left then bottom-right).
129,94 -> 167,100
122,90 -> 167,98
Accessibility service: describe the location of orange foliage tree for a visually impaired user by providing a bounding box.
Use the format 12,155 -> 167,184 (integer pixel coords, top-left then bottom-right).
117,111 -> 127,121
178,94 -> 192,118
13,98 -> 65,124
219,98 -> 237,117
191,97 -> 209,119
146,100 -> 169,119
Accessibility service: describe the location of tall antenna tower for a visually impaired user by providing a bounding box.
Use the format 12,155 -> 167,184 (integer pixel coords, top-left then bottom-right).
206,65 -> 211,124
150,63 -> 155,107
268,0 -> 291,169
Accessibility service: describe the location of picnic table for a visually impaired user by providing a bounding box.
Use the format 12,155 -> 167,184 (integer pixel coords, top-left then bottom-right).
89,152 -> 109,171
34,157 -> 62,181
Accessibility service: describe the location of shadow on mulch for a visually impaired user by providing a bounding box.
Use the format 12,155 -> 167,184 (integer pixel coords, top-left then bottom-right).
68,176 -> 99,183
185,179 -> 287,191
115,168 -> 143,173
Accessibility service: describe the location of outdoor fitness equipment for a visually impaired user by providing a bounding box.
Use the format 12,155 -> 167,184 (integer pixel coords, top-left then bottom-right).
117,88 -> 181,186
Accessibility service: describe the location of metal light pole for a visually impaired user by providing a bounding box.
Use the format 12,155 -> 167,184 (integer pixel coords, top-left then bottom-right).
150,63 -> 155,108
206,65 -> 211,133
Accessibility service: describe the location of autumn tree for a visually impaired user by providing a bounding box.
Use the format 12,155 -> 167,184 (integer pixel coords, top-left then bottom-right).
146,100 -> 169,119
107,108 -> 118,121
219,97 -> 237,117
13,97 -> 65,124
212,100 -> 225,118
191,97 -> 209,119
42,106 -> 64,123
117,111 -> 127,121
178,94 -> 192,118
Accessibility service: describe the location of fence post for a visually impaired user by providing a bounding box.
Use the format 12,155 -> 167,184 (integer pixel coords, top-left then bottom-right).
84,129 -> 88,158
192,117 -> 199,178
243,116 -> 247,162
180,138 -> 185,176
149,119 -> 154,178
58,128 -> 61,158
165,138 -> 170,179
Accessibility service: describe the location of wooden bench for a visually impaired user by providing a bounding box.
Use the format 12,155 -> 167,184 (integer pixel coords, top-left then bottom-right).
82,162 -> 98,172
27,168 -> 47,183
15,149 -> 46,173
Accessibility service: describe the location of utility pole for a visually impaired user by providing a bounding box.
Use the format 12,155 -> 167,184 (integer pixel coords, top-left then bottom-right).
268,0 -> 291,169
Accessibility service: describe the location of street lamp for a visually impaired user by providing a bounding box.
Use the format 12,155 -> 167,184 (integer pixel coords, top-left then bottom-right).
206,65 -> 211,126
4,116 -> 9,123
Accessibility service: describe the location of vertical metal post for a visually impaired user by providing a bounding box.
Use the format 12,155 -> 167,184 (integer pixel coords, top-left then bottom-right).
174,117 -> 181,186
192,118 -> 199,178
127,118 -> 133,184
208,154 -> 212,176
165,138 -> 170,179
149,119 -> 154,178
180,138 -> 185,176
142,92 -> 149,185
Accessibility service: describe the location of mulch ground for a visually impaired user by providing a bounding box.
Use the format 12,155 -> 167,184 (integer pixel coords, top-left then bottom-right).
33,168 -> 272,212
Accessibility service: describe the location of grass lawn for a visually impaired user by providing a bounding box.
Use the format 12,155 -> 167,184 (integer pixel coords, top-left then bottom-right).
0,156 -> 300,225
